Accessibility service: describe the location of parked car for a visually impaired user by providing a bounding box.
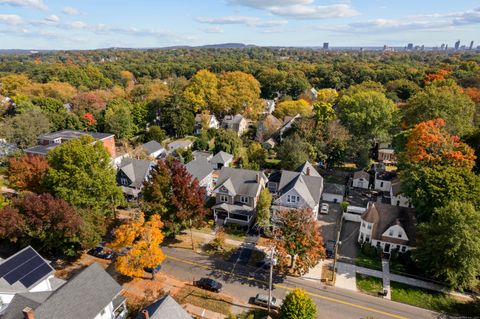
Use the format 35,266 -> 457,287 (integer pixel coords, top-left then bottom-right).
320,203 -> 329,214
325,240 -> 335,258
88,245 -> 115,260
144,264 -> 162,274
194,278 -> 223,292
252,294 -> 280,309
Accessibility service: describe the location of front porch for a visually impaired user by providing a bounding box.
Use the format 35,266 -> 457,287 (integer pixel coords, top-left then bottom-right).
212,203 -> 255,227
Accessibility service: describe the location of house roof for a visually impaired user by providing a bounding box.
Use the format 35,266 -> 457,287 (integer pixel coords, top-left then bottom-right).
390,177 -> 403,196
2,263 -> 123,319
38,130 -> 113,142
118,158 -> 154,188
0,246 -> 55,293
296,161 -> 320,177
141,140 -> 164,155
185,158 -> 213,182
211,151 -> 233,165
222,114 -> 245,125
136,295 -> 192,319
353,170 -> 370,180
212,202 -> 254,216
375,171 -> 397,182
323,183 -> 345,196
192,150 -> 213,161
361,202 -> 416,246
215,167 -> 267,198
168,140 -> 193,151
194,113 -> 216,123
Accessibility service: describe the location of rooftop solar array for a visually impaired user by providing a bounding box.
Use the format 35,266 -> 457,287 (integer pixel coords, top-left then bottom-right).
0,246 -> 54,289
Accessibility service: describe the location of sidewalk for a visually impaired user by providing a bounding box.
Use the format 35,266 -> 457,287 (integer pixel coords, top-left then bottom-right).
381,258 -> 391,300
334,262 -> 357,291
184,303 -> 226,319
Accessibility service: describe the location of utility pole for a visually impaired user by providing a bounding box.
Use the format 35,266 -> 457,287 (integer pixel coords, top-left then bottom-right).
268,246 -> 275,313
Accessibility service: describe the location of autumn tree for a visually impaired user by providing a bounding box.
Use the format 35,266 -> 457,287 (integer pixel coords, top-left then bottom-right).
280,288 -> 317,319
183,70 -> 218,112
0,109 -> 51,149
272,208 -> 325,275
313,101 -> 335,125
316,88 -> 338,104
274,99 -> 312,118
45,135 -> 123,213
7,155 -> 49,193
0,74 -> 31,96
0,193 -> 82,256
111,213 -> 166,278
404,81 -> 475,136
414,201 -> 480,289
403,118 -> 476,170
71,91 -> 106,115
255,189 -> 272,231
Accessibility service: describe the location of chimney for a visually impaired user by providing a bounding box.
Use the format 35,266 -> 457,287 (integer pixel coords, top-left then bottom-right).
256,173 -> 260,183
306,167 -> 311,176
23,307 -> 35,319
141,310 -> 150,319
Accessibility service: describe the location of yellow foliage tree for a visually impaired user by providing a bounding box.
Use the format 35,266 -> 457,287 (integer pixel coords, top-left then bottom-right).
111,213 -> 166,278
316,88 -> 338,104
0,74 -> 31,96
183,69 -> 218,112
274,99 -> 312,118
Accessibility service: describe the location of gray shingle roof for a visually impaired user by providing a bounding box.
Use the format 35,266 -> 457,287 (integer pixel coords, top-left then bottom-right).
1,263 -> 122,319
296,161 -> 320,177
353,170 -> 370,180
215,167 -> 266,197
118,158 -> 154,188
185,158 -> 213,182
210,151 -> 233,165
323,183 -> 346,196
141,140 -> 164,155
275,171 -> 324,209
39,130 -> 113,141
136,295 -> 192,319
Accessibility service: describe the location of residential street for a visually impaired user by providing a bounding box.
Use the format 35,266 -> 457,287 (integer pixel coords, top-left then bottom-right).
161,246 -> 444,319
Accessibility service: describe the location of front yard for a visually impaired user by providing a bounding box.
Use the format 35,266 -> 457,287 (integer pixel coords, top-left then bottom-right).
174,285 -> 233,316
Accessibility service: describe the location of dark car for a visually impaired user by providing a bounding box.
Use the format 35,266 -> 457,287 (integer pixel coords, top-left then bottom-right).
88,245 -> 115,260
144,264 -> 162,274
325,240 -> 335,259
195,278 -> 223,292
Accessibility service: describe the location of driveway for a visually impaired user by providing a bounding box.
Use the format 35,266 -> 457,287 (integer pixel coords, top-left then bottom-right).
338,221 -> 360,262
317,202 -> 342,242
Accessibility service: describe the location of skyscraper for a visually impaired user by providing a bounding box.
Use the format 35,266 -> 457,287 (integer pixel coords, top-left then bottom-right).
470,41 -> 474,50
407,43 -> 413,50
323,42 -> 329,50
455,40 -> 460,50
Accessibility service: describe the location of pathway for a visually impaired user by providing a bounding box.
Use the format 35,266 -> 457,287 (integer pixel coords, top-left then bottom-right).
335,262 -> 358,291
381,258 -> 391,300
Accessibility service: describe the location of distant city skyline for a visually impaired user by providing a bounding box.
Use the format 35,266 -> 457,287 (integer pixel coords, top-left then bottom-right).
0,0 -> 479,50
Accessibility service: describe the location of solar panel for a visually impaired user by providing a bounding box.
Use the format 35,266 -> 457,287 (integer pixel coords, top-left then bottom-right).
0,247 -> 36,277
4,255 -> 44,284
19,263 -> 53,288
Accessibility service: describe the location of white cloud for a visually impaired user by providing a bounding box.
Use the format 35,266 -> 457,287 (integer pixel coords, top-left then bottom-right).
45,14 -> 59,23
228,0 -> 313,9
202,26 -> 224,33
0,0 -> 47,11
0,14 -> 22,25
68,21 -> 87,29
62,6 -> 79,16
196,15 -> 287,27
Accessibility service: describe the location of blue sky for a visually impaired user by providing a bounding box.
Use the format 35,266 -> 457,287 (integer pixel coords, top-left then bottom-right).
0,0 -> 479,49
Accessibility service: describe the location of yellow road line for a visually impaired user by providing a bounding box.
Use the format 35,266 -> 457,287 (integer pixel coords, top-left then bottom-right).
165,255 -> 409,319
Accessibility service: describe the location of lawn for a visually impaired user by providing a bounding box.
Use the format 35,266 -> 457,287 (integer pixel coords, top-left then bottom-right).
165,232 -> 207,251
174,285 -> 233,316
356,274 -> 383,296
355,250 -> 382,270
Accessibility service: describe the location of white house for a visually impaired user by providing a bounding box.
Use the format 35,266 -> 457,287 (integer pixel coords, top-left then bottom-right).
222,114 -> 249,136
140,140 -> 166,159
322,183 -> 345,203
390,177 -> 413,208
358,202 -> 416,254
185,157 -> 214,195
167,139 -> 194,153
374,171 -> 397,192
352,170 -> 370,189
194,113 -> 219,135
210,151 -> 233,170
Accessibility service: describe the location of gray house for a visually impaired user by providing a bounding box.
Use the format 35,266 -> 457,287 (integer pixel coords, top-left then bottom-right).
117,158 -> 155,198
136,295 -> 191,319
212,168 -> 267,226
140,141 -> 166,159
210,151 -> 233,170
1,263 -> 127,319
185,157 -> 214,195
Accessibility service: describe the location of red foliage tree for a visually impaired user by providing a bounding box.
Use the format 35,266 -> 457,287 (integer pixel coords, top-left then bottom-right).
424,69 -> 450,84
7,155 -> 49,193
0,193 -> 82,255
71,92 -> 106,115
404,118 -> 476,170
82,112 -> 97,129
272,208 -> 325,275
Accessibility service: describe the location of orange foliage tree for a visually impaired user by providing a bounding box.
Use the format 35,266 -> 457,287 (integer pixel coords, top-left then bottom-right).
272,208 -> 325,275
8,155 -> 49,193
423,69 -> 450,84
110,213 -> 166,278
404,118 -> 476,170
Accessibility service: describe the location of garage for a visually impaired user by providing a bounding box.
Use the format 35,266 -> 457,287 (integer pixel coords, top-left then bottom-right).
321,183 -> 346,203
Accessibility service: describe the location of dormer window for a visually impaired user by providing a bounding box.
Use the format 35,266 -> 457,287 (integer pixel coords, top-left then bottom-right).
389,230 -> 394,236
120,177 -> 129,186
287,195 -> 300,203
221,186 -> 228,193
240,196 -> 249,204
398,233 -> 402,238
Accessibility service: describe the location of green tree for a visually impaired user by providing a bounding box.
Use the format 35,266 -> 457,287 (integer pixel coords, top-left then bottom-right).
313,101 -> 336,125
255,188 -> 272,230
214,128 -> 243,156
404,82 -> 475,136
285,70 -> 310,99
247,142 -> 267,169
0,109 -> 51,149
337,90 -> 398,141
45,135 -> 123,213
143,160 -> 172,216
257,68 -> 288,99
105,99 -> 136,140
415,201 -> 480,289
280,288 -> 317,319
401,165 -> 480,222
144,125 -> 167,143
183,69 -> 218,112
385,79 -> 420,101
277,134 -> 314,170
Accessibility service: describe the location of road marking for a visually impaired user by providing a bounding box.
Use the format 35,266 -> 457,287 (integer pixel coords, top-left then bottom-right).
165,255 -> 409,319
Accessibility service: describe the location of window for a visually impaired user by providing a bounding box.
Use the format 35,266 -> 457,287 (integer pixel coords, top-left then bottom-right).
376,241 -> 381,247
365,236 -> 370,242
398,233 -> 402,238
380,182 -> 384,187
396,245 -> 400,250
287,195 -> 299,203
367,224 -> 372,230
220,195 -> 228,202
396,200 -> 400,206
240,196 -> 249,204
389,230 -> 394,236
401,246 -> 406,252
120,177 -> 129,186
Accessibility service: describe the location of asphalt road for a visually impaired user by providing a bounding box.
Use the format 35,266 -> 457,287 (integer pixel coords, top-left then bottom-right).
161,246 -> 446,319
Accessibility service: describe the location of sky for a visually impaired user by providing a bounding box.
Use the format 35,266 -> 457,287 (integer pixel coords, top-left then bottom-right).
0,0 -> 479,50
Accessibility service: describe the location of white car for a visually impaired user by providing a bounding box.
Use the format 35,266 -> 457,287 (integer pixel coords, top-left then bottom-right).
320,203 -> 329,214
253,294 -> 280,309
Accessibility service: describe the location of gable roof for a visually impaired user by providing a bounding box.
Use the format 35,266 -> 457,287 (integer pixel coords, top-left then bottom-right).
141,141 -> 164,155
390,177 -> 403,196
323,183 -> 345,196
0,246 -> 55,293
375,171 -> 397,182
168,140 -> 193,151
136,295 -> 191,319
215,167 -> 267,198
272,169 -> 324,209
2,263 -> 122,319
296,161 -> 320,177
353,170 -> 370,180
185,158 -> 213,182
361,202 -> 416,246
210,151 -> 233,165
192,150 -> 213,161
118,158 -> 154,188
222,114 -> 245,125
